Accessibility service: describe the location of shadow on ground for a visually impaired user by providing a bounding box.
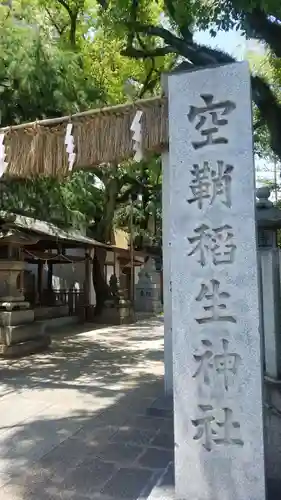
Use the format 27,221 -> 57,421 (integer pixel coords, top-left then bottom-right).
0,319 -> 164,395
0,318 -> 170,500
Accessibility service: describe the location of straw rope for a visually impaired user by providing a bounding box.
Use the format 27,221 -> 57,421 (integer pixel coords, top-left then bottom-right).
1,97 -> 168,178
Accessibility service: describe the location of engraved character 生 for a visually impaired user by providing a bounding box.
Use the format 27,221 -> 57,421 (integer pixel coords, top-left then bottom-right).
195,279 -> 236,324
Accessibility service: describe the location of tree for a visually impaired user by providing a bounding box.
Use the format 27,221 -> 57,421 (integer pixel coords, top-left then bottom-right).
115,156 -> 162,251
0,0 -> 164,314
96,0 -> 281,162
0,7 -> 107,125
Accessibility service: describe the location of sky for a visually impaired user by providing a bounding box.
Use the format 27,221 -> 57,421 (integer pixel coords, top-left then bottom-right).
194,28 -> 246,60
193,28 -> 278,194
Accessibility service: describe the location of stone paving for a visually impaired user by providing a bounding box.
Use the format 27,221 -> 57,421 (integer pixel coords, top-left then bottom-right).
0,318 -> 173,500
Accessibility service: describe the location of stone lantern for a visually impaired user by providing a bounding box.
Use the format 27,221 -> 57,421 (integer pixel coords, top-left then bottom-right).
256,187 -> 281,379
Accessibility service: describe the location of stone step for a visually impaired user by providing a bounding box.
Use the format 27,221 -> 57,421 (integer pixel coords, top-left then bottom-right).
0,321 -> 46,346
146,395 -> 173,419
0,335 -> 50,358
145,462 -> 175,500
0,308 -> 34,326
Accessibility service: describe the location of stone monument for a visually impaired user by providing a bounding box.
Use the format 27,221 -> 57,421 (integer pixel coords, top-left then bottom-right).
168,62 -> 266,500
135,258 -> 162,314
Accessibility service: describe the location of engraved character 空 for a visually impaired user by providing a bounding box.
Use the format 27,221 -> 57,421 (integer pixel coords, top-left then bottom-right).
188,94 -> 236,149
188,160 -> 233,209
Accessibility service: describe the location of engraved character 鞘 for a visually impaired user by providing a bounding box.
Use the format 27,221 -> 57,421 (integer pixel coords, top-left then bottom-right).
192,406 -> 244,451
188,160 -> 233,209
195,279 -> 236,324
188,225 -> 236,267
188,94 -> 236,149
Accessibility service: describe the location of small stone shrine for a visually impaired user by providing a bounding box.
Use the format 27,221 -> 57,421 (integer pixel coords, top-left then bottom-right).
135,257 -> 162,314
0,222 -> 50,356
168,62 -> 266,500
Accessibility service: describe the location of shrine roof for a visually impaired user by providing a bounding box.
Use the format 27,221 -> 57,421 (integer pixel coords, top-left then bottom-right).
0,211 -> 110,248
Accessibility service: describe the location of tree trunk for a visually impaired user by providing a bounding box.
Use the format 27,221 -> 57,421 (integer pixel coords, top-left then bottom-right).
91,164 -> 119,316
92,246 -> 110,315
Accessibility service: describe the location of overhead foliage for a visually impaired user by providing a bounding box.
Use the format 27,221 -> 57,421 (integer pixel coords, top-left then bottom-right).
95,0 -> 281,161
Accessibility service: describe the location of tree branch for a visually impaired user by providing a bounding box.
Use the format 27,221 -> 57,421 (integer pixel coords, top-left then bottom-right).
163,0 -> 193,41
121,46 -> 176,58
132,23 -> 234,65
251,75 -> 281,159
56,0 -> 78,46
244,8 -> 281,58
45,6 -> 67,36
56,0 -> 72,17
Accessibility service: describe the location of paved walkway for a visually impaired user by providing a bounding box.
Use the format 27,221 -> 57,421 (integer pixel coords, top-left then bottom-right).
0,318 -> 172,500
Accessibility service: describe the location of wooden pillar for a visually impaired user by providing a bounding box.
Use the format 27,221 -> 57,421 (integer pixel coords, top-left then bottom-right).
84,251 -> 91,321
47,262 -> 53,291
113,249 -> 117,276
19,248 -> 24,293
37,260 -> 43,303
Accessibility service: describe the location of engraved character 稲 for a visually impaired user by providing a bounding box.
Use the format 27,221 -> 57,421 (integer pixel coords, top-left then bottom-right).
188,225 -> 236,267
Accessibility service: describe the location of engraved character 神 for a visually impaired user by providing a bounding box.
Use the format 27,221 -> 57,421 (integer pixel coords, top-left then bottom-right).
192,406 -> 244,451
188,160 -> 233,209
193,339 -> 241,390
195,279 -> 236,324
214,339 -> 241,391
193,339 -> 213,386
188,225 -> 236,267
188,94 -> 236,149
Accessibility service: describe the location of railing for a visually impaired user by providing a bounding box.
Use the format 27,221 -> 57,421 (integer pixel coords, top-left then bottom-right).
53,289 -> 85,316
26,288 -> 85,316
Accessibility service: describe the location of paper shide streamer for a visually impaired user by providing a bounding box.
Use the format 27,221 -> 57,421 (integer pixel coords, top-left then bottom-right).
0,133 -> 8,178
65,123 -> 76,171
130,111 -> 143,162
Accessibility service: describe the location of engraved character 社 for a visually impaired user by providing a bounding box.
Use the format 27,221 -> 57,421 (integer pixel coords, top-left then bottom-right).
193,339 -> 241,390
192,406 -> 244,451
188,94 -> 236,149
195,279 -> 236,324
188,160 -> 233,209
188,224 -> 236,267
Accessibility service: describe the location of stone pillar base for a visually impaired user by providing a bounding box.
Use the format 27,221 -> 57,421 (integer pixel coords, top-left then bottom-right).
93,300 -> 136,325
0,335 -> 51,358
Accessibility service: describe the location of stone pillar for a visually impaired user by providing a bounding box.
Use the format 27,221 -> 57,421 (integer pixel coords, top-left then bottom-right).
161,73 -> 173,395
259,249 -> 281,379
256,187 -> 281,380
162,151 -> 173,395
168,62 -> 265,500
